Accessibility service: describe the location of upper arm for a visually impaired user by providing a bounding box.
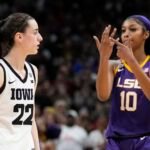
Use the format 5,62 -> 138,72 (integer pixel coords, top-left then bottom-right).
96,59 -> 121,101
109,59 -> 121,87
0,65 -> 4,88
0,64 -> 6,94
30,64 -> 38,120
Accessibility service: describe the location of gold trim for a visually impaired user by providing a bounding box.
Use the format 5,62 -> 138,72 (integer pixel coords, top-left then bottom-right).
114,65 -> 119,75
123,55 -> 150,72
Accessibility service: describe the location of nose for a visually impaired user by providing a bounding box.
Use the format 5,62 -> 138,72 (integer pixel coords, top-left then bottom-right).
123,31 -> 129,37
122,30 -> 130,40
38,33 -> 43,42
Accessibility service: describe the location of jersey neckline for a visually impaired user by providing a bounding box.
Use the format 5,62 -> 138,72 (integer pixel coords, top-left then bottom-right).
123,55 -> 150,73
1,58 -> 28,83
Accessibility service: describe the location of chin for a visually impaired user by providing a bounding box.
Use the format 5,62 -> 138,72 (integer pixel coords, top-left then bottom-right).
29,50 -> 38,55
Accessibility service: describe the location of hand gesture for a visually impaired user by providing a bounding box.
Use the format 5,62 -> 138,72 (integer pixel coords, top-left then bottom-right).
93,25 -> 117,59
110,38 -> 135,64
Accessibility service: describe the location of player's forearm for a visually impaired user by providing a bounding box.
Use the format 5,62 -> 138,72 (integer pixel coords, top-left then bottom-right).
32,120 -> 40,150
96,58 -> 112,101
128,58 -> 150,100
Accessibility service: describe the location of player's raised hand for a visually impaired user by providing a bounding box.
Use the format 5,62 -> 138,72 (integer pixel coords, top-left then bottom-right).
93,25 -> 117,59
110,37 -> 135,63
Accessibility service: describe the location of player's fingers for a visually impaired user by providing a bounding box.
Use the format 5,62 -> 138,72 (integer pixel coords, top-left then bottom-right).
102,25 -> 111,39
116,37 -> 120,41
93,35 -> 100,44
127,39 -> 132,50
110,37 -> 124,47
110,28 -> 117,38
123,39 -> 132,51
116,45 -> 121,50
109,37 -> 119,43
93,36 -> 101,49
107,25 -> 111,35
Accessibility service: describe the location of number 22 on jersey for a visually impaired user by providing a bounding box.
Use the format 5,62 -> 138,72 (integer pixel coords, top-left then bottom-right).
12,104 -> 33,125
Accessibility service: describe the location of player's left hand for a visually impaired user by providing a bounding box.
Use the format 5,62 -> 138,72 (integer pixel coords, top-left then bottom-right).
110,37 -> 135,64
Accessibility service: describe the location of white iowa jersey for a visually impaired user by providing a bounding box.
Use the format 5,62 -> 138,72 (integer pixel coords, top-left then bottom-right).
0,58 -> 36,150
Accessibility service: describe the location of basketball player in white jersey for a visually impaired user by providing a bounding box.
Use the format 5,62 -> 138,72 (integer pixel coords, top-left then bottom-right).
0,13 -> 43,150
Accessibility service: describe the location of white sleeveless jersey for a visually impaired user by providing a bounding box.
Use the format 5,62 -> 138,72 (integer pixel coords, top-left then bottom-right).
0,58 -> 36,150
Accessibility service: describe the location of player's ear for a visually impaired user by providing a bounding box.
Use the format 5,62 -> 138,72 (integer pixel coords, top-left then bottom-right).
144,31 -> 149,40
14,32 -> 23,42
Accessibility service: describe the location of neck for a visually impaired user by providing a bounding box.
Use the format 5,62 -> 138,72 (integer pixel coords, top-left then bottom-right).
133,45 -> 147,64
4,48 -> 27,70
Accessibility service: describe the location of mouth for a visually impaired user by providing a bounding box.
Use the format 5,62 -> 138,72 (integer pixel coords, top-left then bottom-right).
37,44 -> 40,49
122,39 -> 133,45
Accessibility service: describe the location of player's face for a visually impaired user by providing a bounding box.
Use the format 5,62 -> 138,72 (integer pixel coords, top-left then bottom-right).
121,19 -> 147,50
21,19 -> 43,55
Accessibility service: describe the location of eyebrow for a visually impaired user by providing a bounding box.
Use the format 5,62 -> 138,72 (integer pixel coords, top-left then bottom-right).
33,28 -> 39,31
122,24 -> 138,28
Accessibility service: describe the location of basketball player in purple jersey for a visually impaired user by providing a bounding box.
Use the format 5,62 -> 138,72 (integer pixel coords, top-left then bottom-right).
93,15 -> 150,150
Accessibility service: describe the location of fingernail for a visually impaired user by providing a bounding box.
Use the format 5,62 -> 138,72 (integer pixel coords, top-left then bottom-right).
93,36 -> 96,38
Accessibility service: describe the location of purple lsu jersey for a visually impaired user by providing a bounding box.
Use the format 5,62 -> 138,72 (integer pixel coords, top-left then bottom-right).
106,56 -> 150,138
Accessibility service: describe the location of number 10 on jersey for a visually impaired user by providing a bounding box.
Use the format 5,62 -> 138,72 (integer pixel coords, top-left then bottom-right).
120,91 -> 137,112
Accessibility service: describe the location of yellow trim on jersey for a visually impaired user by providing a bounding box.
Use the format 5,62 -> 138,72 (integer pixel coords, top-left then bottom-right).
123,55 -> 150,72
114,65 -> 119,75
113,60 -> 124,75
141,55 -> 150,67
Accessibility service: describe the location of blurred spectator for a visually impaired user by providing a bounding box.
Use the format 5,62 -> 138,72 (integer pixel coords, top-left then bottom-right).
85,113 -> 107,150
56,110 -> 88,150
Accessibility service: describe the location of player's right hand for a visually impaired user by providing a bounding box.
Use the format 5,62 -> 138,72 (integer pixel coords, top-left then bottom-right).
93,25 -> 117,59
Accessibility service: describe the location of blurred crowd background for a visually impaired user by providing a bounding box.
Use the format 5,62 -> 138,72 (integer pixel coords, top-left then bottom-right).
0,0 -> 150,149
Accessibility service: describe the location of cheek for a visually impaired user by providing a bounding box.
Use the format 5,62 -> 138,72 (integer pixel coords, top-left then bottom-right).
25,34 -> 36,41
24,36 -> 36,46
24,40 -> 33,49
131,38 -> 143,50
133,33 -> 144,44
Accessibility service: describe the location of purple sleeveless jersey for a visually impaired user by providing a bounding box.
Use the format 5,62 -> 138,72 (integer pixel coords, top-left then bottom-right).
106,56 -> 150,139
